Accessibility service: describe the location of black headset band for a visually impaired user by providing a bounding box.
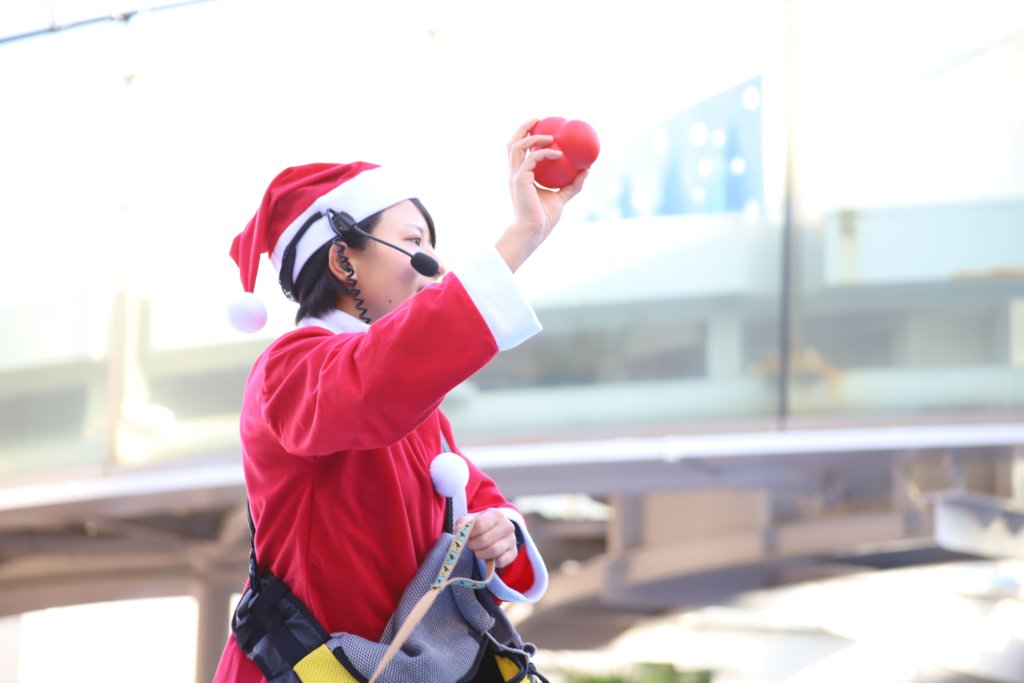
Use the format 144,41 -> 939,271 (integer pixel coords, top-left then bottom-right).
278,211 -> 328,301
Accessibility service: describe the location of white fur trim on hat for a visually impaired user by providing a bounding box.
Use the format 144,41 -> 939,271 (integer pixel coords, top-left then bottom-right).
269,166 -> 419,286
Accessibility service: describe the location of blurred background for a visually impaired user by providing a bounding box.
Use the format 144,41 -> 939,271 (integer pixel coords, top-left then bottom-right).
1,0 -> 1023,681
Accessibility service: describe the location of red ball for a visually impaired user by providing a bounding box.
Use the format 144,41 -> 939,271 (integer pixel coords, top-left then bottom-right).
530,117 -> 600,189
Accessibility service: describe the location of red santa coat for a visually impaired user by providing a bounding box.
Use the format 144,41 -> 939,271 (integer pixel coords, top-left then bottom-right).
214,248 -> 548,682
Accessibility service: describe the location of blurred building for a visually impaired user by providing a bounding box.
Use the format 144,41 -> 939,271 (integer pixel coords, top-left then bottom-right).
1,1 -> 1023,682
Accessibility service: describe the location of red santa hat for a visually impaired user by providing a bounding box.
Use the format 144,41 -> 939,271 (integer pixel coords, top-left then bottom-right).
228,161 -> 420,332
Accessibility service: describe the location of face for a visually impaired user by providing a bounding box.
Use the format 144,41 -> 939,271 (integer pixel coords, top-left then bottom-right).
333,200 -> 445,322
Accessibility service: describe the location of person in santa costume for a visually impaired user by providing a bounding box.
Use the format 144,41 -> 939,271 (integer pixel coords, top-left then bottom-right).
214,119 -> 589,682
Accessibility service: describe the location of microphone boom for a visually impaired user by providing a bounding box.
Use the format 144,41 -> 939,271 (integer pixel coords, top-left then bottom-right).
342,217 -> 440,277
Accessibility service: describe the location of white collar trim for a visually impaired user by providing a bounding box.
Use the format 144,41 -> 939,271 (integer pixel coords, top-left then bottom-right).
297,309 -> 368,334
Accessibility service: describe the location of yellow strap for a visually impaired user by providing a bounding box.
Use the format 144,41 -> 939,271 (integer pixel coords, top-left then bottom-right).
495,655 -> 522,681
294,643 -> 359,683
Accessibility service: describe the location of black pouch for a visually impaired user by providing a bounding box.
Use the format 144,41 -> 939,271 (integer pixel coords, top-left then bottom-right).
231,570 -> 341,683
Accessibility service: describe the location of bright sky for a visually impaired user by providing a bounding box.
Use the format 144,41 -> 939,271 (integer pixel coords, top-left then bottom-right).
0,0 -> 775,311
2,0 -> 1022,346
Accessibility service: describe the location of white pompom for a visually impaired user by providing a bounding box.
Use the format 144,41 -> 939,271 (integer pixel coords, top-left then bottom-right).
430,451 -> 469,497
228,292 -> 268,333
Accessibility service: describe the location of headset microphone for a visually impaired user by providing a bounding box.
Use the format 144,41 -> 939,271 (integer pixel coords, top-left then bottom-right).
326,209 -> 440,277
408,252 -> 440,277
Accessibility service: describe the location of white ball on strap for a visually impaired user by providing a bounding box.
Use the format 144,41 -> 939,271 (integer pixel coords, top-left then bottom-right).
430,451 -> 469,497
228,292 -> 268,333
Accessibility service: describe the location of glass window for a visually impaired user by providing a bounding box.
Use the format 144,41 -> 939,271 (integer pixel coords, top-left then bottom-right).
788,0 -> 1024,419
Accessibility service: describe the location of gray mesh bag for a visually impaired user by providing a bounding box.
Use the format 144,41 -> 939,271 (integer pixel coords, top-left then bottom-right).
326,525 -> 542,682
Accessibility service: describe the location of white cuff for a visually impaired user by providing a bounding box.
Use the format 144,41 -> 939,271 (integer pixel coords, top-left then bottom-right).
476,508 -> 549,604
454,247 -> 542,351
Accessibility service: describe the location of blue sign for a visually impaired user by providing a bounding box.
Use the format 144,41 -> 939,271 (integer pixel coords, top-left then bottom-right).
598,75 -> 765,219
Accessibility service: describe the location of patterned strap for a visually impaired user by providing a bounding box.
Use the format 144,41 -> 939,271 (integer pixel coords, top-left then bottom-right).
432,516 -> 492,590
367,518 -> 495,683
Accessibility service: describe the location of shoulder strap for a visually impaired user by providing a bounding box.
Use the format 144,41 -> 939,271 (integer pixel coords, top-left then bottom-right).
246,501 -> 259,587
439,433 -> 455,535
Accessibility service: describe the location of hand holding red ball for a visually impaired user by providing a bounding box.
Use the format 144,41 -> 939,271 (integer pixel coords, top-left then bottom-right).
499,117 -> 594,273
530,117 -> 600,189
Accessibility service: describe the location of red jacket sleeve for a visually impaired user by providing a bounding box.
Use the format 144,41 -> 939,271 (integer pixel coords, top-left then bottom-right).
255,275 -> 497,455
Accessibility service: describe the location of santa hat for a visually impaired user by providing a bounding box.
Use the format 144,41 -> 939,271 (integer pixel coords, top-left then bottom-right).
228,162 -> 420,332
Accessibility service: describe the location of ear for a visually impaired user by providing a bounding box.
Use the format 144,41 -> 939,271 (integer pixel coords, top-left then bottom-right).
327,241 -> 356,284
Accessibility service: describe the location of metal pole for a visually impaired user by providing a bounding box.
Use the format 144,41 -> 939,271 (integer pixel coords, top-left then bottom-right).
778,0 -> 797,429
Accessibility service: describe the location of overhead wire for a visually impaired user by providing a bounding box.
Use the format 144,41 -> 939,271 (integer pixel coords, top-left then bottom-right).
0,0 -> 218,46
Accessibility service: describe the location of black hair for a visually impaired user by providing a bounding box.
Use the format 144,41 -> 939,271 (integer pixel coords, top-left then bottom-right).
289,198 -> 435,325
